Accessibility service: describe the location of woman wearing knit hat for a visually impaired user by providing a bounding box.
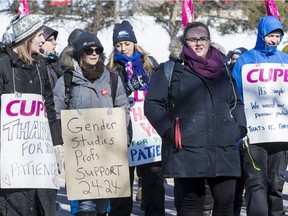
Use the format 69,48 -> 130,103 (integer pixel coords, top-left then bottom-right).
107,20 -> 165,216
53,31 -> 130,216
0,15 -> 63,216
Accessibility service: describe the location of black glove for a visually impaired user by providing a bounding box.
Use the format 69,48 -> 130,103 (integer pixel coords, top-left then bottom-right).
125,75 -> 149,95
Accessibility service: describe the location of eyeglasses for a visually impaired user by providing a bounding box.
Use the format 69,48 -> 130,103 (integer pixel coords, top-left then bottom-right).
84,47 -> 101,55
186,37 -> 210,45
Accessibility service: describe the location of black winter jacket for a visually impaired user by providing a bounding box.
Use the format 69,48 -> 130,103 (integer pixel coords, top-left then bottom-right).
144,38 -> 247,178
0,48 -> 63,145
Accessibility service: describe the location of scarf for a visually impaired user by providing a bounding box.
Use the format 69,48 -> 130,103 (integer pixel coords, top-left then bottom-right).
182,44 -> 224,79
81,62 -> 104,83
114,50 -> 149,90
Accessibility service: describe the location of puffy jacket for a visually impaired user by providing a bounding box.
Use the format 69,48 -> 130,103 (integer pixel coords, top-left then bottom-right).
53,46 -> 130,128
144,37 -> 247,178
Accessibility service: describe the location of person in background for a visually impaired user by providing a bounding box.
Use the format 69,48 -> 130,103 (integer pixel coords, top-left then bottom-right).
226,46 -> 248,216
232,15 -> 288,216
227,47 -> 248,72
54,31 -> 130,216
41,26 -> 64,89
144,21 -> 247,216
107,20 -> 165,216
0,14 -> 63,216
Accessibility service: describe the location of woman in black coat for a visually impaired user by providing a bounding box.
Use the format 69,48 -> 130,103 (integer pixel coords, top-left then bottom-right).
0,15 -> 62,216
144,22 -> 247,216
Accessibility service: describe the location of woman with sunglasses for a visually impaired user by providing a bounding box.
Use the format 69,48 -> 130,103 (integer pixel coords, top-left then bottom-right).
53,31 -> 130,216
107,20 -> 165,216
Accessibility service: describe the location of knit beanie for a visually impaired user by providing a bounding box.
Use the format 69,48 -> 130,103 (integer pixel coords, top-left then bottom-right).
112,20 -> 137,46
43,26 -> 58,41
282,45 -> 288,54
68,28 -> 85,46
11,15 -> 44,46
73,31 -> 104,62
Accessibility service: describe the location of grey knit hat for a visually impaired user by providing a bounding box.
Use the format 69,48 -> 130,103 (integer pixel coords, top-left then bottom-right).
112,20 -> 137,46
12,15 -> 44,46
73,31 -> 104,62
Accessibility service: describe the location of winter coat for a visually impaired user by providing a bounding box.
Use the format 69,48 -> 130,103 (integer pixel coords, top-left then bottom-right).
0,47 -> 61,216
144,37 -> 247,178
53,47 -> 130,128
0,48 -> 63,145
232,15 -> 288,149
232,16 -> 288,101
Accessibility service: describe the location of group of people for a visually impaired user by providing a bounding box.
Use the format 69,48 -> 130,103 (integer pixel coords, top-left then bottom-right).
0,13 -> 287,216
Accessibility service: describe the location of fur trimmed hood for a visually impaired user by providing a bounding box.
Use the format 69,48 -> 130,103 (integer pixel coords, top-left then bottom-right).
59,45 -> 106,71
168,36 -> 227,62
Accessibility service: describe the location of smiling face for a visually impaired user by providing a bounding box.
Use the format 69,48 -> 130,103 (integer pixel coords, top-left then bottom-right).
185,26 -> 210,59
81,46 -> 100,69
264,32 -> 281,47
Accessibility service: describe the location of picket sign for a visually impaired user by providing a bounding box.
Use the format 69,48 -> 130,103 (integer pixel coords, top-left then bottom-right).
0,93 -> 59,189
61,107 -> 130,200
128,90 -> 162,167
242,63 -> 288,144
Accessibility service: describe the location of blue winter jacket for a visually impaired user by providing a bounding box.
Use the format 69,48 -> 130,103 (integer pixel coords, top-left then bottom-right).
232,15 -> 288,101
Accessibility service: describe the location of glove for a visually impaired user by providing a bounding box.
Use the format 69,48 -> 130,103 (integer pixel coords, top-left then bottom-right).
53,145 -> 64,175
238,135 -> 250,152
126,75 -> 149,94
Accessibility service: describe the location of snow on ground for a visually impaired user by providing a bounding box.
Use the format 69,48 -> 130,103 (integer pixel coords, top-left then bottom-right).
1,13 -> 287,64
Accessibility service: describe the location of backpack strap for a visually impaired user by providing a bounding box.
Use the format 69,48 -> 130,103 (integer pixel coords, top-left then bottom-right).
164,60 -> 175,87
63,71 -> 74,109
163,60 -> 175,110
109,71 -> 118,106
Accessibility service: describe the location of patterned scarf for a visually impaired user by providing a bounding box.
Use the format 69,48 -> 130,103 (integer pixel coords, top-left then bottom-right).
114,50 -> 149,90
182,44 -> 223,79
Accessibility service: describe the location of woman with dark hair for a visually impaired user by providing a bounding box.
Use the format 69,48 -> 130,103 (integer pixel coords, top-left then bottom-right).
144,21 -> 247,216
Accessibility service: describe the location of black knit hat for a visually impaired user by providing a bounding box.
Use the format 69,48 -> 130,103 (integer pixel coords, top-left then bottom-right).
112,20 -> 137,46
68,28 -> 85,46
73,31 -> 104,62
43,26 -> 58,41
11,15 -> 44,46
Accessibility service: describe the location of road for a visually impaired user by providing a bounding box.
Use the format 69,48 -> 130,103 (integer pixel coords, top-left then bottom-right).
57,177 -> 288,216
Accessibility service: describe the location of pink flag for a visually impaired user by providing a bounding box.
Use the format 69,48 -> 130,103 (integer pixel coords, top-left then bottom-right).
182,0 -> 194,28
264,0 -> 280,20
18,0 -> 30,15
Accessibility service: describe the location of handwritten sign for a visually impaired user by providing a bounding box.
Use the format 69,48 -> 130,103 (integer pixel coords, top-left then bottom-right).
0,93 -> 59,189
242,63 -> 288,144
128,90 -> 162,166
61,107 -> 130,200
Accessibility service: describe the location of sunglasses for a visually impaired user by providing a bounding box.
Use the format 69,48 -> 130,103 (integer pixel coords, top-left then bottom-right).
84,47 -> 101,55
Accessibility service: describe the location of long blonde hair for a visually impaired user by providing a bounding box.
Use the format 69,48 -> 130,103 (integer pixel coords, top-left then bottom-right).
13,35 -> 35,65
107,44 -> 154,75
